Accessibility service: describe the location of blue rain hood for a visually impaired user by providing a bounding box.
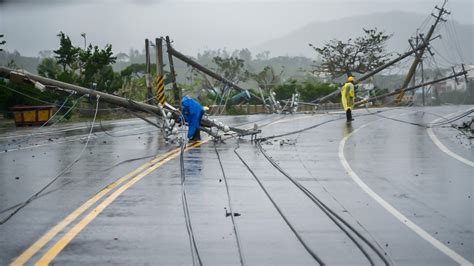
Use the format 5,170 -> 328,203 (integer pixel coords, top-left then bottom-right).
181,96 -> 205,139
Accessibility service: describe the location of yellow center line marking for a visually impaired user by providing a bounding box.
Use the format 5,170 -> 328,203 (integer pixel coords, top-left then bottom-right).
34,140 -> 206,266
10,142 -> 199,266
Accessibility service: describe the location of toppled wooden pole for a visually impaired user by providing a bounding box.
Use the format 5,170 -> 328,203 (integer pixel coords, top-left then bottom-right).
167,45 -> 264,104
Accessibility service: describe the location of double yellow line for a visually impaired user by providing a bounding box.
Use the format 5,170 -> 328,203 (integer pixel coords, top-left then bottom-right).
11,141 -> 206,266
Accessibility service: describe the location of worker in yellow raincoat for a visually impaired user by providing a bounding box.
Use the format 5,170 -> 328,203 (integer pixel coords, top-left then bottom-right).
341,76 -> 355,122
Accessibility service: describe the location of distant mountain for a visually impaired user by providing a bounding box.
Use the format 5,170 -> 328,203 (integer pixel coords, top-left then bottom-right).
255,11 -> 474,64
0,51 -> 41,74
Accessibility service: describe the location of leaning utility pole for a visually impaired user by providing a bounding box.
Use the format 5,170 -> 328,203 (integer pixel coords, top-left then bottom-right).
312,41 -> 431,103
145,39 -> 154,105
165,36 -> 181,107
395,1 -> 449,103
167,45 -> 264,104
355,68 -> 468,106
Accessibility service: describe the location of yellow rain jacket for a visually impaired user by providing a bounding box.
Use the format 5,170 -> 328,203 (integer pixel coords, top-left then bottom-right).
341,82 -> 355,111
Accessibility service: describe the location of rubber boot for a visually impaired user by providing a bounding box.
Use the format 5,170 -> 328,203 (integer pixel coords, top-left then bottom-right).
346,109 -> 354,122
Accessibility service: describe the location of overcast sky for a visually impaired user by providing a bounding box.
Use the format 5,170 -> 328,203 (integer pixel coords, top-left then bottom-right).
0,0 -> 472,57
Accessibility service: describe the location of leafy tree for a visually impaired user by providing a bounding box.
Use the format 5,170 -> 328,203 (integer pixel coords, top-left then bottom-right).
273,81 -> 338,102
232,48 -> 252,65
80,44 -> 117,88
299,83 -> 337,101
309,28 -> 392,79
54,32 -> 80,71
118,63 -> 172,101
272,81 -> 298,101
210,56 -> 250,97
50,32 -> 120,93
120,63 -> 148,79
37,58 -> 61,79
250,66 -> 284,95
213,56 -> 249,83
116,76 -> 147,102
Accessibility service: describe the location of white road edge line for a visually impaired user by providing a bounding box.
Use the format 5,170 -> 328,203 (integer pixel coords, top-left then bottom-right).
426,110 -> 474,167
338,115 -> 473,266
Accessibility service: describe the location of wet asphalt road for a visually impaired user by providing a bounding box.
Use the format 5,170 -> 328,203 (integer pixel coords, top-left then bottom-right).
0,106 -> 472,265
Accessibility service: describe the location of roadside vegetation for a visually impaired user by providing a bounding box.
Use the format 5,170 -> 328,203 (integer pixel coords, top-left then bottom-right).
0,29 -> 471,122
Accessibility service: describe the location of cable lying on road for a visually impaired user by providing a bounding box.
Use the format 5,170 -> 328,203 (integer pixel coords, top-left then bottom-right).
365,107 -> 473,128
0,96 -> 101,225
98,120 -> 156,138
256,141 -> 390,266
179,139 -> 203,266
227,110 -> 399,265
213,141 -> 245,266
234,140 -> 325,266
257,109 -> 393,142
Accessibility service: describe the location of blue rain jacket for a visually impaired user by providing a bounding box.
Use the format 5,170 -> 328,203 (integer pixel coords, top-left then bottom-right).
181,96 -> 204,139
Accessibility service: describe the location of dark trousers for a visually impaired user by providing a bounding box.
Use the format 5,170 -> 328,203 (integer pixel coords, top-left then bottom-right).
346,109 -> 353,122
191,129 -> 201,141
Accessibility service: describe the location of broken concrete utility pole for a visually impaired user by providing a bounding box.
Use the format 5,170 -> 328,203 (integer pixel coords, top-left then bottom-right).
166,43 -> 264,104
354,68 -> 468,106
0,66 -> 237,135
395,0 -> 450,103
312,41 -> 432,104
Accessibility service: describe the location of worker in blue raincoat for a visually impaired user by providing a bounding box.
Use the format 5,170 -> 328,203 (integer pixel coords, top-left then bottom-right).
341,76 -> 355,122
181,96 -> 205,140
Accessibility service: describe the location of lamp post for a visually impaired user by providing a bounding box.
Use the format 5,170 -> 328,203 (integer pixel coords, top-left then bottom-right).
80,33 -> 86,50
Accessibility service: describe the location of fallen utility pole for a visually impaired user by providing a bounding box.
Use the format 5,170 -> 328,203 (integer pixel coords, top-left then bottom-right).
354,69 -> 468,106
312,41 -> 431,104
0,66 -> 165,116
0,66 -> 231,133
167,44 -> 264,104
